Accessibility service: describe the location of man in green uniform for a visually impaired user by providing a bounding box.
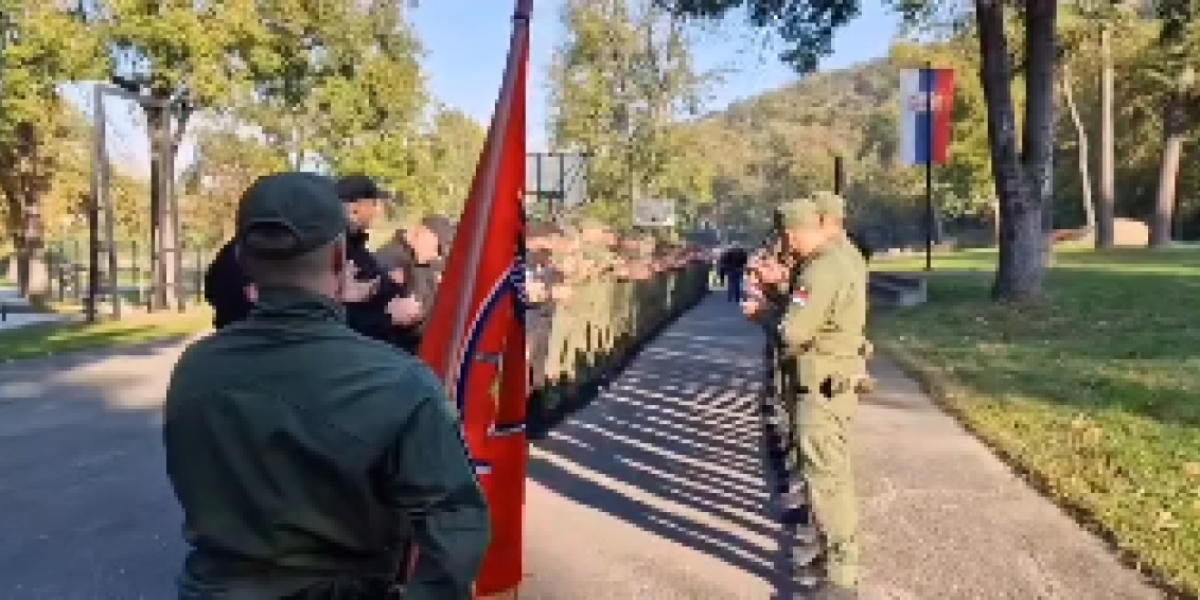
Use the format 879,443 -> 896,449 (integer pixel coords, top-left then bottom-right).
743,192 -> 869,598
164,172 -> 490,600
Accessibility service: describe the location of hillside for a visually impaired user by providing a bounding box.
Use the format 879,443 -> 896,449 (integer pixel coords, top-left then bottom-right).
687,59 -> 917,242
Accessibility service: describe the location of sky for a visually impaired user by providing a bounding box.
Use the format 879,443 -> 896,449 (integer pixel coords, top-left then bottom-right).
71,0 -> 900,175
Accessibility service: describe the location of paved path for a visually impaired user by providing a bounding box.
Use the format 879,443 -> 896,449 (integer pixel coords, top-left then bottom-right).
0,296 -> 1161,599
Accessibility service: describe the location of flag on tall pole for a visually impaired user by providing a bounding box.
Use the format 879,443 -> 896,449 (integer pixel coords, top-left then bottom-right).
900,68 -> 955,166
900,67 -> 954,271
418,0 -> 532,596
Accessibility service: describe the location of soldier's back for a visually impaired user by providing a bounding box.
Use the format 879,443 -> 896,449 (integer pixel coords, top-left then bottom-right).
165,294 -> 442,596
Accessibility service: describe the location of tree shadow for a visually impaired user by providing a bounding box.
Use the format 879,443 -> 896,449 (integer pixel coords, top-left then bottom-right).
873,265 -> 1200,428
529,296 -> 802,597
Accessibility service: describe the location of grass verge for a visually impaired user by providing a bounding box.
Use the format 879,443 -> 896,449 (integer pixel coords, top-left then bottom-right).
0,307 -> 212,362
871,247 -> 1200,597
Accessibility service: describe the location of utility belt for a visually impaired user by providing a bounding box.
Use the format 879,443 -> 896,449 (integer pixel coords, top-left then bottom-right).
784,340 -> 875,397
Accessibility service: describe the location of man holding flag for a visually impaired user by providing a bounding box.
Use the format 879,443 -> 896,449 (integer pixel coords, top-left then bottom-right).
418,0 -> 534,597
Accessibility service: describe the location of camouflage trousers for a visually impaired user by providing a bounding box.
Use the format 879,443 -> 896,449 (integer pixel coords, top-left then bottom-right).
788,383 -> 860,589
763,346 -> 861,591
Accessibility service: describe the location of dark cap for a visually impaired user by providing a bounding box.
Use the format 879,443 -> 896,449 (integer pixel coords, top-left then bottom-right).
335,174 -> 392,203
236,172 -> 348,259
421,214 -> 455,243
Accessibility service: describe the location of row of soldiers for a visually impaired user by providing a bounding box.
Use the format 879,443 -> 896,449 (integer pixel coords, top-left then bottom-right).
178,171 -> 713,599
741,191 -> 872,600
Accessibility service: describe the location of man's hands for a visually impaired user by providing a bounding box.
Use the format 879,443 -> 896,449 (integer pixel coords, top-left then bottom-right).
339,261 -> 381,303
244,284 -> 258,303
740,297 -> 764,321
387,295 -> 423,327
750,257 -> 789,285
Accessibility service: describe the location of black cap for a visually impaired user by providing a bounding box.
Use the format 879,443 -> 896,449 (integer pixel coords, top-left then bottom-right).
335,174 -> 392,203
236,173 -> 348,259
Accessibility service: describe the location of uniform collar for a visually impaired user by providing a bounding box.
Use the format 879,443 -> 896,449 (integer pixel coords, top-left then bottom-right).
251,287 -> 346,323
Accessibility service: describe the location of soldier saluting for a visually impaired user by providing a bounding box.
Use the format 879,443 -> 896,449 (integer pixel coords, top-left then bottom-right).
164,172 -> 490,599
741,192 -> 870,599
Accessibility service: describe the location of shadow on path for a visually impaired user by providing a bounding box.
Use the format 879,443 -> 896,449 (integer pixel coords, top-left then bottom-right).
529,295 -> 800,597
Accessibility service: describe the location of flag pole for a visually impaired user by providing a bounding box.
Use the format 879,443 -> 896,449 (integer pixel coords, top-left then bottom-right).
439,0 -> 532,390
924,61 -> 934,272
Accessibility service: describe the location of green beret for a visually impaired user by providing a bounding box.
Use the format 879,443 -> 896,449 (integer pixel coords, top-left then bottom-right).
811,190 -> 846,219
236,172 -> 348,259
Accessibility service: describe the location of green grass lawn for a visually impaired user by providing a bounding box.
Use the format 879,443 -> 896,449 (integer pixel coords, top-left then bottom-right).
872,247 -> 1200,596
0,308 -> 212,362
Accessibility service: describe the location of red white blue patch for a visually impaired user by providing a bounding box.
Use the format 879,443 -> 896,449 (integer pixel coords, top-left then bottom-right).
791,287 -> 810,306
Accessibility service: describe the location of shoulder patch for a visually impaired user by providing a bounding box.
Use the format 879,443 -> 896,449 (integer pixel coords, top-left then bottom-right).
791,287 -> 810,306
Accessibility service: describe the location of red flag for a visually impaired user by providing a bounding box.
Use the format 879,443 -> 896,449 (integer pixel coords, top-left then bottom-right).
418,0 -> 531,595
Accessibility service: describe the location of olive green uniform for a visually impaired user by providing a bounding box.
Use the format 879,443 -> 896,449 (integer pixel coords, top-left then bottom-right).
768,196 -> 869,592
164,173 -> 490,600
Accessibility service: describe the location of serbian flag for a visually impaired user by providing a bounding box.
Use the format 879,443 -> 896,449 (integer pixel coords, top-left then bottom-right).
900,68 -> 955,166
418,0 -> 532,596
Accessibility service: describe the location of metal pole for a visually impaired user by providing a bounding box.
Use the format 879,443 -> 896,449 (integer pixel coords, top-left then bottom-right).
87,85 -> 104,323
534,152 -> 542,218
834,155 -> 845,196
168,106 -> 185,312
924,62 -> 934,272
557,152 -> 565,220
102,113 -> 120,320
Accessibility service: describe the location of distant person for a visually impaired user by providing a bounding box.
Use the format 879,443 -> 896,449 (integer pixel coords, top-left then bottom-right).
375,214 -> 455,353
165,172 -> 490,599
202,241 -> 255,330
335,174 -> 423,344
720,245 -> 749,302
201,173 -> 421,340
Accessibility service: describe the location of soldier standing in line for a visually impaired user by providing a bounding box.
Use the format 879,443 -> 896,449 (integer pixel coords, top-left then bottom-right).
165,172 -> 490,599
742,193 -> 870,599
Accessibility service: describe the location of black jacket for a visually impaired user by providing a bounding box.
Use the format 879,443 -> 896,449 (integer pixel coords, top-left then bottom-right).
203,240 -> 253,330
203,232 -> 405,344
378,240 -> 438,353
343,229 -> 405,344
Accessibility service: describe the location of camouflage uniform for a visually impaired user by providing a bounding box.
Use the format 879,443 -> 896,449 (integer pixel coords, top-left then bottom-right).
764,194 -> 870,596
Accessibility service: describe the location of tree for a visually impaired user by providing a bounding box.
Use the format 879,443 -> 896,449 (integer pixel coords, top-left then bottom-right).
662,0 -> 1061,301
178,123 -> 288,246
412,107 -> 487,218
0,1 -> 101,304
550,0 -> 716,229
96,0 -> 257,308
1147,1 -> 1199,247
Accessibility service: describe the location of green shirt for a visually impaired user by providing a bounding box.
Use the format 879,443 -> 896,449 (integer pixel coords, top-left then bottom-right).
773,235 -> 868,357
165,288 -> 489,599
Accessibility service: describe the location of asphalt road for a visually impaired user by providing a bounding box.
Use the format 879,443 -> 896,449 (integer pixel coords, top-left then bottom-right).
0,296 -> 1162,599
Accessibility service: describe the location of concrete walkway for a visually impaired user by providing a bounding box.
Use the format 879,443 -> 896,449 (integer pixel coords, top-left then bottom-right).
0,295 -> 1161,599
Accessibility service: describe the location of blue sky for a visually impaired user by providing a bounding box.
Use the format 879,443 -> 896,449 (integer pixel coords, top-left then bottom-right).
413,0 -> 900,150
75,0 -> 899,173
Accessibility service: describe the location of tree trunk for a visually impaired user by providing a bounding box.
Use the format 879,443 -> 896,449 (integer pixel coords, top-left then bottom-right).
16,199 -> 49,307
1151,98 -> 1185,248
1061,63 -> 1096,230
1096,24 -> 1116,249
148,105 -> 179,310
1022,0 -> 1057,268
976,0 -> 1052,302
